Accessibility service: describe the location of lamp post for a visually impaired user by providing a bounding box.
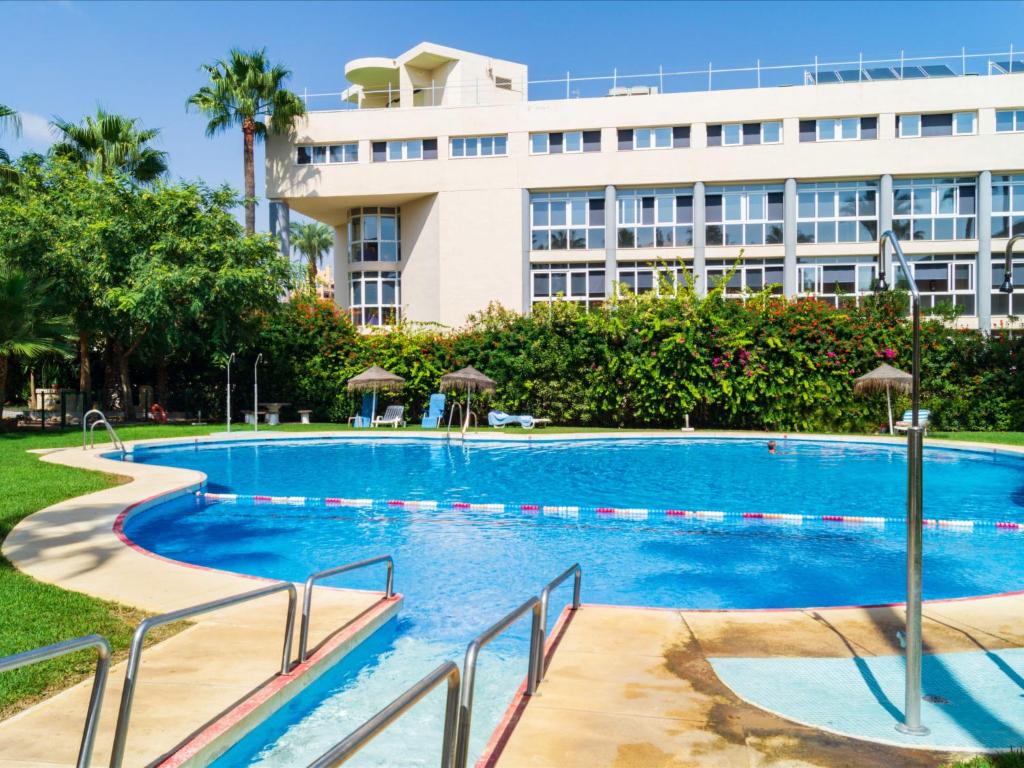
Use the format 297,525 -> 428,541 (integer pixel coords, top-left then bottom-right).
226,353 -> 236,433
1001,235 -> 1021,295
253,354 -> 263,434
876,231 -> 929,736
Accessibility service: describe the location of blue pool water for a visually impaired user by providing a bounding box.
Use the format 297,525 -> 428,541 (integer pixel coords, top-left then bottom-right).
121,437 -> 1024,765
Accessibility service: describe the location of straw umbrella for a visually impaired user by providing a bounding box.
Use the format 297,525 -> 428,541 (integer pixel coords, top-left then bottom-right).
346,365 -> 405,425
854,363 -> 913,435
439,366 -> 496,434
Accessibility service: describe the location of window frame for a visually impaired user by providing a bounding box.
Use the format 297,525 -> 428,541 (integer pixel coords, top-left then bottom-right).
348,206 -> 401,264
796,180 -> 879,244
893,254 -> 976,316
449,134 -> 508,159
892,177 -> 977,242
705,258 -> 785,300
349,270 -> 401,327
616,186 -> 694,249
530,190 -> 606,252
296,142 -> 359,166
952,111 -> 977,136
760,121 -> 783,144
531,262 -> 606,309
705,184 -> 785,246
898,114 -> 922,138
996,109 -> 1024,133
796,258 -> 878,308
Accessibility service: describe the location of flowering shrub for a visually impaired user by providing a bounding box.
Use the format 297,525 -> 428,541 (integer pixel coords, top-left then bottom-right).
256,287 -> 1024,432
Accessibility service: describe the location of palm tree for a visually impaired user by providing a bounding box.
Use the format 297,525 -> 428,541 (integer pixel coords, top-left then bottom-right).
290,221 -> 334,290
51,108 -> 168,183
0,266 -> 72,407
0,103 -> 21,184
187,48 -> 306,234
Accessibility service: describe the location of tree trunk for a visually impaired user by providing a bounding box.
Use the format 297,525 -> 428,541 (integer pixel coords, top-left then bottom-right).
78,332 -> 91,402
119,352 -> 134,421
242,117 -> 256,235
0,355 -> 8,411
102,341 -> 123,414
157,359 -> 169,406
307,255 -> 318,291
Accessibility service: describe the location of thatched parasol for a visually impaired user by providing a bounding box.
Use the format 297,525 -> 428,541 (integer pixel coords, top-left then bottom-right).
347,366 -> 405,425
439,366 -> 496,434
854,363 -> 912,435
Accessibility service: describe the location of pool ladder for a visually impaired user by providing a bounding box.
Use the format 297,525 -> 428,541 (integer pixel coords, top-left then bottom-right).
445,402 -> 477,439
82,409 -> 126,454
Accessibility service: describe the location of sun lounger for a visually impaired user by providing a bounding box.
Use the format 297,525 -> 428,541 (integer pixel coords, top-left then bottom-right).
421,393 -> 445,429
373,404 -> 406,428
347,393 -> 374,428
893,409 -> 930,435
488,410 -> 544,429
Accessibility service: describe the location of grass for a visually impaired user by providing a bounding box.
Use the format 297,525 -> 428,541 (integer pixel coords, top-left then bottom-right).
944,749 -> 1024,767
1,422 -> 1022,719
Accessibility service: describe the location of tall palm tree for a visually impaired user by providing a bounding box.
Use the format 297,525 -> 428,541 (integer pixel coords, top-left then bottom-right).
51,108 -> 168,183
290,221 -> 334,289
0,266 -> 72,406
187,48 -> 306,234
0,103 -> 21,184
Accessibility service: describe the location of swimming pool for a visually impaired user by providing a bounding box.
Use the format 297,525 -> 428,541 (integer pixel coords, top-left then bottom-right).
121,437 -> 1024,766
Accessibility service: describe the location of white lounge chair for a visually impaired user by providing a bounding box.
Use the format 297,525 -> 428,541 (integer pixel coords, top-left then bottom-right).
893,409 -> 930,435
373,405 -> 406,428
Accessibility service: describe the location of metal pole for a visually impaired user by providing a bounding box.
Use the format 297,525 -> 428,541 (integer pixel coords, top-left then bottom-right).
253,354 -> 262,433
226,353 -> 235,433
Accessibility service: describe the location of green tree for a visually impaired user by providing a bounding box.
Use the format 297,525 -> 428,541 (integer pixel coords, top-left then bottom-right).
187,48 -> 306,234
290,220 -> 333,290
51,108 -> 168,183
0,103 -> 21,184
0,266 -> 72,405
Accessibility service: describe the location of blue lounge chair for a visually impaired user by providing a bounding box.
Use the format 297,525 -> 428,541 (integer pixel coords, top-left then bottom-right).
421,393 -> 446,428
347,393 -> 374,428
488,410 -> 536,429
894,409 -> 930,435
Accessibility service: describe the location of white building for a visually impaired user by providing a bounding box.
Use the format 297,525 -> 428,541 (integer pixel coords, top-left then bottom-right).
265,42 -> 1024,330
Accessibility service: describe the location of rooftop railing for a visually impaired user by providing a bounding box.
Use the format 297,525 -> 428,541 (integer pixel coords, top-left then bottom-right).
299,45 -> 1023,111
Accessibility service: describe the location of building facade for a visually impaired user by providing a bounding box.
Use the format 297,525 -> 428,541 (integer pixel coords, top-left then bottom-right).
265,42 -> 1024,330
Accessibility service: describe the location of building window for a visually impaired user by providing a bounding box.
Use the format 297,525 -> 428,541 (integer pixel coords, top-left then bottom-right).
897,112 -> 976,138
894,255 -> 975,316
617,126 -> 689,150
530,190 -> 605,251
531,262 -> 605,308
706,258 -> 784,299
371,138 -> 438,162
616,261 -> 691,296
296,143 -> 358,165
707,121 -> 782,147
797,180 -> 878,243
991,258 -> 1024,316
616,187 -> 693,248
797,257 -> 878,308
348,207 -> 400,262
349,271 -> 400,326
450,134 -> 508,158
892,178 -> 976,241
992,174 -> 1024,238
799,116 -> 878,142
706,184 -> 784,246
530,130 -> 601,155
996,109 -> 1024,133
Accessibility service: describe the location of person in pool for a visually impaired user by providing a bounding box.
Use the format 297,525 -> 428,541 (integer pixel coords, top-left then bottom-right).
767,440 -> 777,454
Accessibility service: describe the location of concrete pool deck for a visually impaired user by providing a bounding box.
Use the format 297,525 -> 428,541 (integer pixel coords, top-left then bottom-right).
2,431 -> 1024,766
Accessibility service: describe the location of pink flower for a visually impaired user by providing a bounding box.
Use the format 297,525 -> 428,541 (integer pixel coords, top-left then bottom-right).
712,357 -> 721,368
827,351 -> 837,359
883,348 -> 897,360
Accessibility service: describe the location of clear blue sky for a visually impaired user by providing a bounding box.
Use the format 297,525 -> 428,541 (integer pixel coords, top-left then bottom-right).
3,0 -> 1022,232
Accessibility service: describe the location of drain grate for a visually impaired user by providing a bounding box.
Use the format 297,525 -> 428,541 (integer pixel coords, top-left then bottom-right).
924,694 -> 951,705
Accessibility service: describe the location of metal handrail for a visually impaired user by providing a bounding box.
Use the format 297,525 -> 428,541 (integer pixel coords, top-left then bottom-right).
82,409 -> 105,449
0,635 -> 111,768
533,564 -> 582,688
109,582 -> 298,767
299,555 -> 395,662
87,418 -> 125,453
455,597 -> 542,768
308,661 -> 461,768
446,401 -> 463,437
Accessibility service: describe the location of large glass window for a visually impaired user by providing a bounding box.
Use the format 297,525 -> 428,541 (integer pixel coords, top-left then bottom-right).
348,207 -> 400,263
529,130 -> 601,154
371,138 -> 438,162
897,112 -> 976,138
706,258 -> 784,299
450,134 -> 508,158
349,271 -> 400,326
616,126 -> 688,151
991,258 -> 1024,316
531,262 -> 605,308
296,143 -> 357,165
530,190 -> 605,251
992,174 -> 1024,238
799,116 -> 878,142
616,261 -> 691,296
616,187 -> 693,248
797,180 -> 878,243
797,257 -> 877,308
996,110 -> 1024,133
892,178 -> 976,241
894,255 -> 975,315
708,121 -> 782,146
706,184 -> 784,246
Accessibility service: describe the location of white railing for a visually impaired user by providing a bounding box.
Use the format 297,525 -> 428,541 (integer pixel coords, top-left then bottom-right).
299,45 -> 1022,111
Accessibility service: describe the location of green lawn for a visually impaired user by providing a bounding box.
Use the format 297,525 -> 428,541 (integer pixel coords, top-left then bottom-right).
944,750 -> 1024,767
1,423 -> 1022,719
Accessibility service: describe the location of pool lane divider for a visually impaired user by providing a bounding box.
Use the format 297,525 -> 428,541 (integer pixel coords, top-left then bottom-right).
195,492 -> 1021,531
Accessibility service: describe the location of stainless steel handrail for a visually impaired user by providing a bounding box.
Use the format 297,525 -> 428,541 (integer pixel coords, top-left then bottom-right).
455,597 -> 542,768
87,418 -> 125,453
533,564 -> 582,688
109,582 -> 298,767
298,555 -> 395,662
446,401 -> 463,437
82,409 -> 105,449
307,661 -> 461,768
0,635 -> 111,768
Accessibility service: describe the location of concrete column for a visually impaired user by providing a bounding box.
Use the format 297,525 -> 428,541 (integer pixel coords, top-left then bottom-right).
269,199 -> 290,256
333,224 -> 347,311
976,170 -> 993,333
783,178 -> 797,297
604,185 -> 617,297
692,182 -> 706,295
879,174 -> 895,286
522,189 -> 532,314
